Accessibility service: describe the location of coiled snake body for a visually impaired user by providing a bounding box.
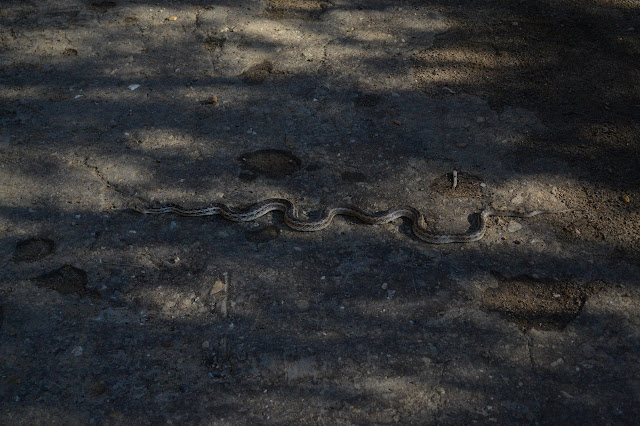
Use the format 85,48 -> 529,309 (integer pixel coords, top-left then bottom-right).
142,198 -> 570,244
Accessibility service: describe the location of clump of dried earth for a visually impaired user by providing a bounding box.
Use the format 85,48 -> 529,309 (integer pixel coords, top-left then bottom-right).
0,0 -> 638,423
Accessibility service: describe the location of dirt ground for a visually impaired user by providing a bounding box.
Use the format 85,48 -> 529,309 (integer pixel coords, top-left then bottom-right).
1,0 -> 639,423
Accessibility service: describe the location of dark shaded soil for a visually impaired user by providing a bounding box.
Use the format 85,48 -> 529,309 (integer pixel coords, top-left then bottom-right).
34,265 -> 91,296
12,238 -> 55,262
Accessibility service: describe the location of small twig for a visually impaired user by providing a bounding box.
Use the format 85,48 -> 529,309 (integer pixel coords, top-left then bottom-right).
220,272 -> 229,317
452,170 -> 458,190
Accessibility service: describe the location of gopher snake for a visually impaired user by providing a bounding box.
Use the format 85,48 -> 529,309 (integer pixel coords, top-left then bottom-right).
141,199 -> 571,244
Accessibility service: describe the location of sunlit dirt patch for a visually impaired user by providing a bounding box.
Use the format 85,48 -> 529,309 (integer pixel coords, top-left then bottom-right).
481,273 -> 600,330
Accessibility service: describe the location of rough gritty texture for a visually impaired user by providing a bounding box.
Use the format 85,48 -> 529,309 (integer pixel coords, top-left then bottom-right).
1,0 -> 639,423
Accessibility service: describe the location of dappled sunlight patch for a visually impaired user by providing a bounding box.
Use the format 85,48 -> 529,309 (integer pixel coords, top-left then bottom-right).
136,284 -> 218,320
126,127 -> 197,151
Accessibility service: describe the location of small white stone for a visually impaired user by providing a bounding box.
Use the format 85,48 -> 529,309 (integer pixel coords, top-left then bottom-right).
511,195 -> 524,205
507,221 -> 523,233
128,84 -> 140,91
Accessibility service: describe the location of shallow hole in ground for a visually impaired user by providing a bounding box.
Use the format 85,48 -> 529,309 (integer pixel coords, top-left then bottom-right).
238,149 -> 301,179
481,272 -> 600,331
12,238 -> 55,262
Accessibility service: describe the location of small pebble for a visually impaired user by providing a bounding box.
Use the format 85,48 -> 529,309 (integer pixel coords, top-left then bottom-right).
511,195 -> 524,205
209,279 -> 225,295
296,299 -> 310,310
621,194 -> 630,203
128,84 -> 140,91
507,221 -> 523,233
166,16 -> 178,21
550,358 -> 564,367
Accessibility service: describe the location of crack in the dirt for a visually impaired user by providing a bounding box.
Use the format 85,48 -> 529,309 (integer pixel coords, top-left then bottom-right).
82,157 -> 145,208
434,361 -> 448,425
525,332 -> 537,376
194,8 -> 203,31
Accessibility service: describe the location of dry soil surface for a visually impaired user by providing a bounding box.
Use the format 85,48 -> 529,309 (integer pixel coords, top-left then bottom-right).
1,0 -> 639,424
